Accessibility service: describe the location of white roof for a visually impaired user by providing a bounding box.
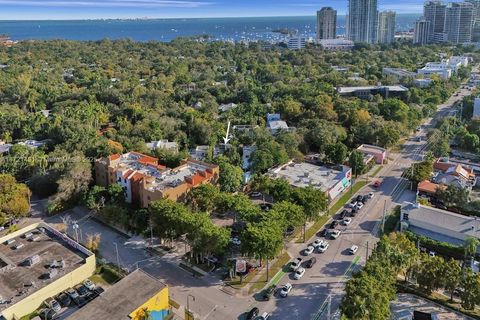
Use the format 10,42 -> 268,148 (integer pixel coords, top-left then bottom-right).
268,120 -> 289,130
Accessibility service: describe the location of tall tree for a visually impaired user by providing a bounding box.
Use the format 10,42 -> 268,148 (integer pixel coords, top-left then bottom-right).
349,150 -> 366,177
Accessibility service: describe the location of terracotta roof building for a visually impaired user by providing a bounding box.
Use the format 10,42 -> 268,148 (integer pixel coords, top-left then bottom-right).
95,152 -> 219,207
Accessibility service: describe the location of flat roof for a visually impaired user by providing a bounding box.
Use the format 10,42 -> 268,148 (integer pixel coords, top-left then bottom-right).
66,269 -> 167,320
357,144 -> 386,154
383,68 -> 416,77
268,161 -> 350,192
402,202 -> 480,240
337,85 -> 408,94
0,224 -> 90,312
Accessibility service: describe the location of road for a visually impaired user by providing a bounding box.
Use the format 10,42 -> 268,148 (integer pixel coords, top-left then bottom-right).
253,80 -> 475,320
21,71 -> 474,320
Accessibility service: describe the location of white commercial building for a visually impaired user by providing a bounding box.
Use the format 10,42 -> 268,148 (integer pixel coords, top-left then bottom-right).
317,39 -> 354,51
267,161 -> 352,201
287,36 -> 307,50
146,140 -> 179,153
382,68 -> 416,82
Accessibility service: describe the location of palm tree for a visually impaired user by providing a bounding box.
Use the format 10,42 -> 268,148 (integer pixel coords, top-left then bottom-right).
463,237 -> 479,261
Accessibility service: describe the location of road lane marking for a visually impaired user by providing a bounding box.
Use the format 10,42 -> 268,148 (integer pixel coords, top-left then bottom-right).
342,256 -> 360,278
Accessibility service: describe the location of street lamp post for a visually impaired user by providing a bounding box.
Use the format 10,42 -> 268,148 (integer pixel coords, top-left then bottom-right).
186,294 -> 195,320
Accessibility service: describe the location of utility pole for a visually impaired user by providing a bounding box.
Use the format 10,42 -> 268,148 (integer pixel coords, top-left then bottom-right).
366,241 -> 369,261
326,294 -> 332,320
114,242 -> 121,268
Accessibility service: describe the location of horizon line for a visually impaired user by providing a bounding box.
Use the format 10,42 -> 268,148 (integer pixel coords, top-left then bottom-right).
0,12 -> 423,21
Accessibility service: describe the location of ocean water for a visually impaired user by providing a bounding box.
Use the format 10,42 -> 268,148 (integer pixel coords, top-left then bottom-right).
0,15 -> 420,43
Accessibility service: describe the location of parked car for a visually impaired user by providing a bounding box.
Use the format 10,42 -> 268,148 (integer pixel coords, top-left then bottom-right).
349,245 -> 359,255
338,209 -> 349,220
258,312 -> 271,320
65,288 -> 79,299
294,267 -> 306,280
356,195 -> 363,202
230,237 -> 241,246
290,258 -> 303,271
304,246 -> 315,255
246,307 -> 259,320
74,284 -> 89,297
355,202 -> 364,210
83,279 -> 95,291
329,221 -> 338,229
367,192 -> 374,199
44,298 -> 61,313
262,285 -> 276,301
330,230 -> 341,239
38,308 -> 57,320
373,180 -> 382,188
347,200 -> 357,208
360,195 -> 368,203
72,296 -> 87,308
318,229 -> 328,237
305,257 -> 316,268
312,238 -> 324,248
318,241 -> 329,253
280,283 -> 292,297
342,218 -> 352,225
250,192 -> 262,198
55,292 -> 71,308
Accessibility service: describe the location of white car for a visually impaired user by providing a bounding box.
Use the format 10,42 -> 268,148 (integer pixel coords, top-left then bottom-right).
290,258 -> 303,271
318,241 -> 329,253
312,238 -> 324,248
293,267 -> 306,280
342,218 -> 352,225
304,246 -> 315,255
367,192 -> 374,199
65,288 -> 79,299
230,237 -> 241,246
349,245 -> 359,255
347,201 -> 357,208
356,202 -> 364,210
259,312 -> 271,320
280,283 -> 293,297
330,230 -> 341,239
83,279 -> 95,291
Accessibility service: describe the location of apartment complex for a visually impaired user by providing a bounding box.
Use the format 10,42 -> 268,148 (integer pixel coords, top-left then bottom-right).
287,36 -> 307,50
414,18 -> 431,45
417,56 -> 469,79
316,7 -> 337,40
347,0 -> 378,44
415,1 -> 475,44
0,223 -> 96,320
377,11 -> 396,44
94,152 -> 219,208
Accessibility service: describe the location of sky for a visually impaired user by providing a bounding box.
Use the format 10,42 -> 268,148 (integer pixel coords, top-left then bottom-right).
0,0 -> 428,20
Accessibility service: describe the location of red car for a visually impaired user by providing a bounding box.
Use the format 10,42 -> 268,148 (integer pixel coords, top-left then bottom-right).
373,180 -> 382,188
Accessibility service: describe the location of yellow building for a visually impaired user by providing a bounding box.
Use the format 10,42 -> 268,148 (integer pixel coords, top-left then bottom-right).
66,269 -> 170,320
0,222 -> 96,320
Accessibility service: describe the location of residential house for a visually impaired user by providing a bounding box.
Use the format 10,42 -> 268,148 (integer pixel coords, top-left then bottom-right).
146,140 -> 179,153
266,114 -> 296,135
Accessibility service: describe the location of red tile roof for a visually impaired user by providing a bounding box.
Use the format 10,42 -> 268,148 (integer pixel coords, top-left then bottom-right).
188,171 -> 213,186
108,154 -> 121,161
418,180 -> 445,194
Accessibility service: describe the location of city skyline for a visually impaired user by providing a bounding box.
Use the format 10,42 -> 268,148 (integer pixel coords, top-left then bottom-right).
0,0 -> 448,20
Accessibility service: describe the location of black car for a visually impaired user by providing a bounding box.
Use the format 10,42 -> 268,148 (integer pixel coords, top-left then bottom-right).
246,307 -> 260,320
72,296 -> 87,308
262,285 -> 277,301
350,207 -> 358,217
329,221 -> 338,229
305,257 -> 317,268
55,292 -> 71,308
356,195 -> 363,202
338,209 -> 349,220
74,284 -> 89,297
361,195 -> 368,203
318,229 -> 328,237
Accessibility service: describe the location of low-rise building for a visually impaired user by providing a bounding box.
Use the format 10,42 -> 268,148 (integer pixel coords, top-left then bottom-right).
417,66 -> 452,80
17,140 -> 48,149
94,152 -> 219,207
0,223 -> 96,320
267,161 -> 352,201
432,159 -> 477,190
146,140 -> 178,153
266,114 -> 295,135
400,202 -> 480,248
218,103 -> 237,113
336,85 -> 409,100
66,269 -> 170,320
414,78 -> 433,88
382,68 -> 416,82
417,180 -> 445,200
287,36 -> 307,50
317,39 -> 354,51
356,144 -> 387,164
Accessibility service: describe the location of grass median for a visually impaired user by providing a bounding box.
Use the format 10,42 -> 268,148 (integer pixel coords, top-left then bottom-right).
248,251 -> 291,294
